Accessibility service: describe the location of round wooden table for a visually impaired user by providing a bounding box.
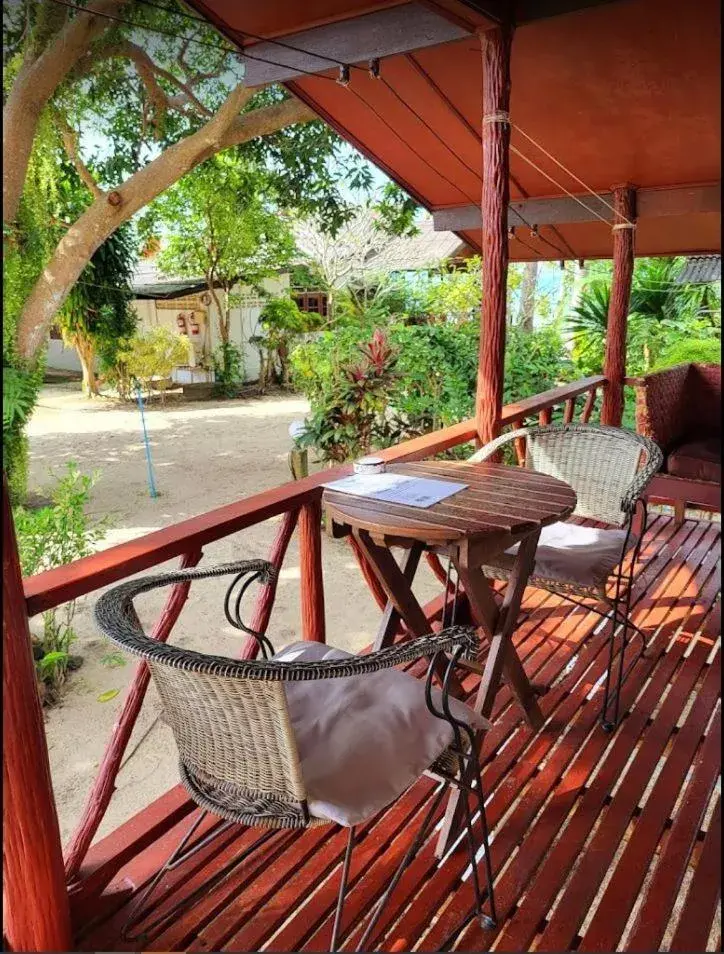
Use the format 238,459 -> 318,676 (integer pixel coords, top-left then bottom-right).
324,458 -> 576,854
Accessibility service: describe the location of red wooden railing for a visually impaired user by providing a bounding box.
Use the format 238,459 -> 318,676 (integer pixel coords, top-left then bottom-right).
4,375 -> 604,951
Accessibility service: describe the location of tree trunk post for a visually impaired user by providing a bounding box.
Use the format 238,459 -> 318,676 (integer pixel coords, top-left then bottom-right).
3,475 -> 73,953
299,498 -> 326,643
601,185 -> 637,426
475,21 -> 514,446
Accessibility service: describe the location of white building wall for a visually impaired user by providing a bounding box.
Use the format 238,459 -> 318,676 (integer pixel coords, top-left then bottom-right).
46,338 -> 84,373
132,274 -> 289,385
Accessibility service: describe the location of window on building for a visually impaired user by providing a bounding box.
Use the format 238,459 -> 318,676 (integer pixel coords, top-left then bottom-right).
293,291 -> 328,318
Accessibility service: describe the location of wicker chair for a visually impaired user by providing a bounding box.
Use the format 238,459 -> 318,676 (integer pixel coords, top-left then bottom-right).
468,424 -> 663,731
94,560 -> 497,950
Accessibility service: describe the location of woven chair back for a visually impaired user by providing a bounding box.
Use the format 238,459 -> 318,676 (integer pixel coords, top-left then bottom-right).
525,427 -> 644,526
149,661 -> 307,812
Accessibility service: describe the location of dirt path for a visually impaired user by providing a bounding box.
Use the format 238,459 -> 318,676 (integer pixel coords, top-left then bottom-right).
27,384 -> 441,843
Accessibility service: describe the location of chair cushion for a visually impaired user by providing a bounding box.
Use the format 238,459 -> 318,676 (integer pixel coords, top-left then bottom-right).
667,438 -> 721,483
272,641 -> 486,827
498,521 -> 630,591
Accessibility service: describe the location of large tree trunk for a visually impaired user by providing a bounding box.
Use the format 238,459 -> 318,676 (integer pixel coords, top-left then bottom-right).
517,260 -> 538,330
3,1 -> 121,227
73,334 -> 99,397
14,91 -> 312,364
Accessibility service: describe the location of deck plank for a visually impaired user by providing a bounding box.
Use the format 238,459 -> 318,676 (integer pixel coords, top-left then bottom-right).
71,515 -> 721,953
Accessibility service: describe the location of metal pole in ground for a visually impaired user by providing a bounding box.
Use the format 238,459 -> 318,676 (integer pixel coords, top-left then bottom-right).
135,381 -> 158,498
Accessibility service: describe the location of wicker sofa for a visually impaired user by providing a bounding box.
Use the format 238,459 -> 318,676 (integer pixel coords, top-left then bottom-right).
630,363 -> 721,523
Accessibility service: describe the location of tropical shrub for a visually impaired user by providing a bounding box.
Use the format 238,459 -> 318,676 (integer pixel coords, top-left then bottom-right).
213,341 -> 245,396
255,295 -> 324,390
115,327 -> 191,397
13,463 -> 107,704
568,257 -> 721,377
296,330 -> 400,463
292,321 -> 568,462
654,339 -> 721,369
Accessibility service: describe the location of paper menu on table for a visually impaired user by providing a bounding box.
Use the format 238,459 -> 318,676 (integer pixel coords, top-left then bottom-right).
323,473 -> 467,508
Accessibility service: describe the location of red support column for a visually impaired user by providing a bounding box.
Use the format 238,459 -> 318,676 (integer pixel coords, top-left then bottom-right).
3,476 -> 72,952
475,21 -> 514,446
601,185 -> 637,426
299,499 -> 326,642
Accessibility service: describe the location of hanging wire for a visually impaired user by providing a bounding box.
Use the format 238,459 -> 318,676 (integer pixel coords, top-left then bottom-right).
43,0 -> 340,81
131,0 -> 369,74
378,76 -> 481,203
344,82 -> 473,202
511,123 -> 637,226
509,143 -> 614,227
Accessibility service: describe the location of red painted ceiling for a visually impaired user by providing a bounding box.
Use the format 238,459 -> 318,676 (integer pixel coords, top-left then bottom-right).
189,0 -> 721,260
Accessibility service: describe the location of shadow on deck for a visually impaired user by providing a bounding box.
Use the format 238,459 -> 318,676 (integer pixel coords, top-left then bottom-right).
72,514 -> 721,952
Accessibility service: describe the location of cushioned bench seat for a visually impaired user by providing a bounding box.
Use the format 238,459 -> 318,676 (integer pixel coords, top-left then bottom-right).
667,437 -> 722,484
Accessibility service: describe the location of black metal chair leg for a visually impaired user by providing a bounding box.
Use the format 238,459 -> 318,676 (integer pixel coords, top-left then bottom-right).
331,826 -> 356,952
355,782 -> 450,952
121,809 -> 209,941
457,752 -> 497,930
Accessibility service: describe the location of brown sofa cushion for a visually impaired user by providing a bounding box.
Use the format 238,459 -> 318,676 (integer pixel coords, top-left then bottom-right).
667,438 -> 721,483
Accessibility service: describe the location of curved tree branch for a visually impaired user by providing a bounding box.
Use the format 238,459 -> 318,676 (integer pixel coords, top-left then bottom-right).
56,113 -> 103,199
16,88 -> 315,361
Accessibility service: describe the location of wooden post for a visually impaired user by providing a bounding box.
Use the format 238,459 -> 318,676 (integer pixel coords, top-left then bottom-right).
3,476 -> 73,952
601,185 -> 636,426
240,508 -> 300,659
299,498 -> 325,642
475,21 -> 514,446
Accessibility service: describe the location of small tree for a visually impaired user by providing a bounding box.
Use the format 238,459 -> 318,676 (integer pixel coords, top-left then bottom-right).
255,294 -> 322,390
154,155 -> 295,379
57,225 -> 138,396
116,326 -> 190,396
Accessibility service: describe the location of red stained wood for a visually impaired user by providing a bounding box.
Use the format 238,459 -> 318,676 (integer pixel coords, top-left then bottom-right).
669,796 -> 721,952
580,386 -> 598,422
240,508 -> 299,658
69,515 -> 720,954
3,479 -> 72,953
65,549 -> 202,882
563,396 -> 576,423
625,706 -> 722,952
601,186 -> 636,426
475,21 -> 514,447
582,659 -> 721,952
299,498 -> 326,642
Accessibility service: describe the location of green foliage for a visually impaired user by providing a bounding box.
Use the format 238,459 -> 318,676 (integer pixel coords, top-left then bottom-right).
568,257 -> 721,377
154,155 -> 295,291
296,330 -> 401,463
292,320 -> 567,463
13,463 -> 107,703
59,224 -> 138,386
116,327 -> 191,396
255,294 -> 323,388
654,339 -> 721,369
213,342 -> 245,395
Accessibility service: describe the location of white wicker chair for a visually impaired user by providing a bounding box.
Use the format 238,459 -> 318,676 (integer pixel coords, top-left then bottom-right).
94,560 -> 497,950
468,423 -> 663,730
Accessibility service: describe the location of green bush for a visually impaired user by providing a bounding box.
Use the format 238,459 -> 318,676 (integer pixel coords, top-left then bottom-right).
213,341 -> 245,396
14,463 -> 107,704
115,327 -> 191,397
653,339 -> 721,370
291,320 -> 568,462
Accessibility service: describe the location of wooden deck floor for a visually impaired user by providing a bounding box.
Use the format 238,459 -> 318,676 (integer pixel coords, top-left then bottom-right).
73,514 -> 721,953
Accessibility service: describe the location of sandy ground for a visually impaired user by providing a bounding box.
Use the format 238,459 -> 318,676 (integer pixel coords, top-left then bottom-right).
27,383 -> 441,844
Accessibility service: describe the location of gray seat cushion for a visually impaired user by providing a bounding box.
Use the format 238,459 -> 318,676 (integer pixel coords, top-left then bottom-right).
272,641 -> 486,827
491,520 -> 630,591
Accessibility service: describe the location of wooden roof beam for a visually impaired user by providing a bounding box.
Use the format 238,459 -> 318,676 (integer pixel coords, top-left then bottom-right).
432,184 -> 721,230
240,3 -> 471,88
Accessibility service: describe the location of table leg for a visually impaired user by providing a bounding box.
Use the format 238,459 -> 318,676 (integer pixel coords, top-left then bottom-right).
373,546 -> 423,650
352,530 -> 461,694
435,531 -> 543,858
